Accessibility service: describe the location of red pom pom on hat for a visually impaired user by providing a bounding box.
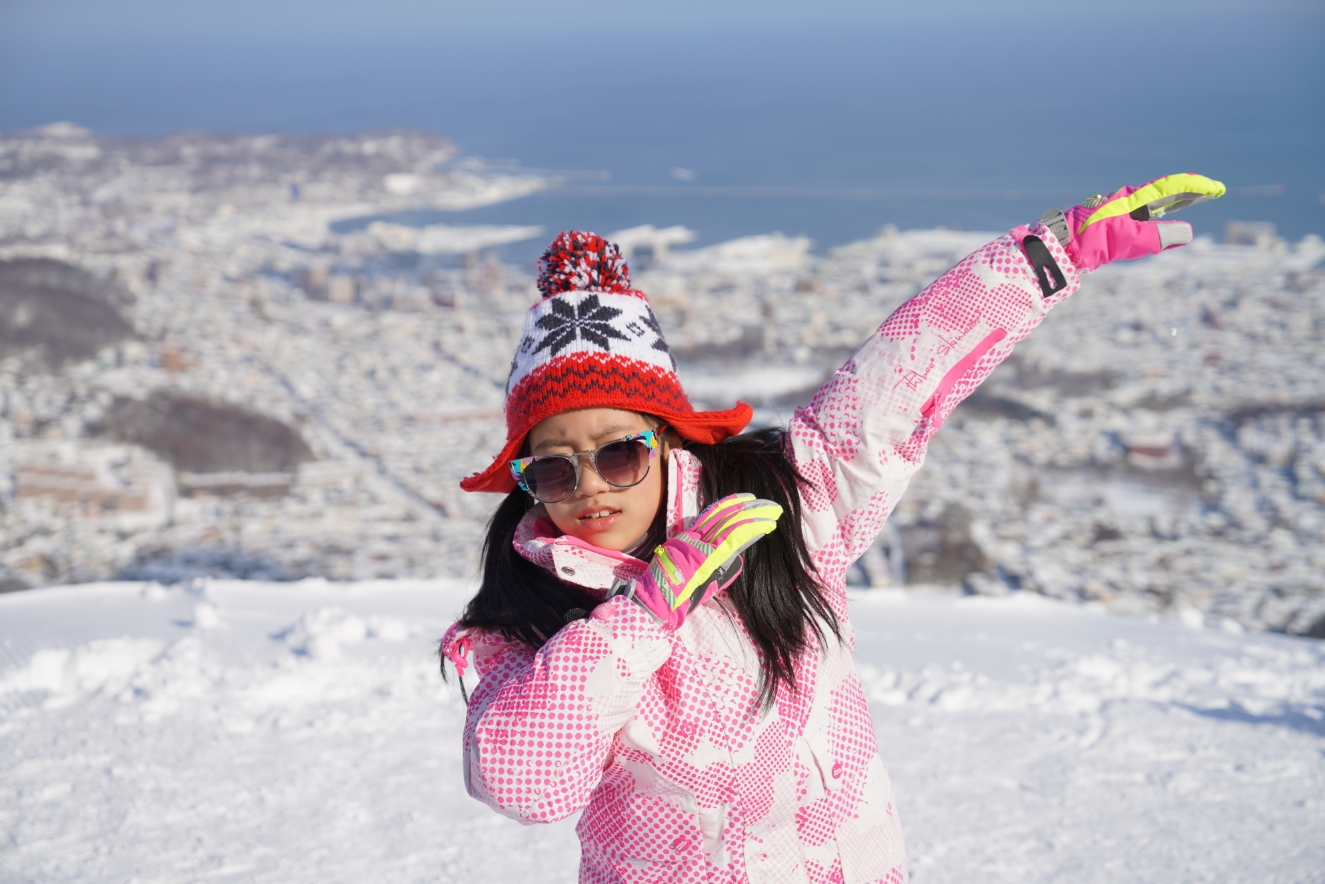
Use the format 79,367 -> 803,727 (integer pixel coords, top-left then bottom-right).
536,231 -> 634,297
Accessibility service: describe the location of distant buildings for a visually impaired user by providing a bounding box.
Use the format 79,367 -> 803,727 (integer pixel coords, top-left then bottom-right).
1225,220 -> 1278,247
0,126 -> 1323,635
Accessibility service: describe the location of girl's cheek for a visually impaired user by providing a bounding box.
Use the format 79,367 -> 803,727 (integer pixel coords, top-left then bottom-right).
635,471 -> 665,523
547,505 -> 582,538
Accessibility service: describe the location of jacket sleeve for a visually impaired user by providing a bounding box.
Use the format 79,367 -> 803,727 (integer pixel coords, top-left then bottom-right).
455,596 -> 672,824
787,222 -> 1082,594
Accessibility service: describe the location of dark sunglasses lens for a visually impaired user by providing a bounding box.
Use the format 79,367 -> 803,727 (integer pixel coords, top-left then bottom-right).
524,457 -> 577,502
595,439 -> 650,488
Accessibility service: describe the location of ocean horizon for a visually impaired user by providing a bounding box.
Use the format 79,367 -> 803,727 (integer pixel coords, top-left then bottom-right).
3,3 -> 1321,253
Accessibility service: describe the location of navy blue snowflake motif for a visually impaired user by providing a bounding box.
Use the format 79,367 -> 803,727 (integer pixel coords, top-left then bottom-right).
533,294 -> 629,356
624,309 -> 674,370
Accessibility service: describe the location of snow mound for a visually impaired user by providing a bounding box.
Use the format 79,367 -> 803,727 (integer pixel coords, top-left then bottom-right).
0,637 -> 163,698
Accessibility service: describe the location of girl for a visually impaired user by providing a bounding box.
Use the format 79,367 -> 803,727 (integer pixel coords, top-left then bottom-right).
440,173 -> 1223,884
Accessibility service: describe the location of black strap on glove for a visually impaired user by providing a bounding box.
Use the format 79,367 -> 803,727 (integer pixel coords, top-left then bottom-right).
1022,235 -> 1067,298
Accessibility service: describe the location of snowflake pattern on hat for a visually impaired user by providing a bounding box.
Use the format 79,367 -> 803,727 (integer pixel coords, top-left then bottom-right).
533,294 -> 629,356
507,290 -> 677,395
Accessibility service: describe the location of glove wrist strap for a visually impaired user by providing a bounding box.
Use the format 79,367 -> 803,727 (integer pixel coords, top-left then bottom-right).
1021,234 -> 1068,298
1039,208 -> 1071,248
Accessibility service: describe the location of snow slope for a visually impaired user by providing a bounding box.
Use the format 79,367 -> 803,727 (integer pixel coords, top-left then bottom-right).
1,580 -> 1322,883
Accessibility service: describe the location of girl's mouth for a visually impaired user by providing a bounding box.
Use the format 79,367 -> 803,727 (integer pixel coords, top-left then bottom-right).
577,508 -> 621,531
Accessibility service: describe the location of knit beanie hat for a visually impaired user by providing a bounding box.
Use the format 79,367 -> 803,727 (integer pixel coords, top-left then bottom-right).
459,231 -> 753,494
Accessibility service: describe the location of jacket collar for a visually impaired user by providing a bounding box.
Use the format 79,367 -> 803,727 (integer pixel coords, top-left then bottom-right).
512,448 -> 703,596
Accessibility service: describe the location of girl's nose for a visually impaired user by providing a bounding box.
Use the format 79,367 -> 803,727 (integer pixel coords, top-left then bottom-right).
573,459 -> 611,496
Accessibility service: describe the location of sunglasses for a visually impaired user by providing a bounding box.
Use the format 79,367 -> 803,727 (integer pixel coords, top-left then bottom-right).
510,429 -> 663,504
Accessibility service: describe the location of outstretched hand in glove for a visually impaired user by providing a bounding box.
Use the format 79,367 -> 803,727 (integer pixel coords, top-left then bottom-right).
615,493 -> 782,630
1043,172 -> 1225,271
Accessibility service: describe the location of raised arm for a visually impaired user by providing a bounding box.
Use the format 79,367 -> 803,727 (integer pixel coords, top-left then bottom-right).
442,596 -> 671,823
786,174 -> 1224,596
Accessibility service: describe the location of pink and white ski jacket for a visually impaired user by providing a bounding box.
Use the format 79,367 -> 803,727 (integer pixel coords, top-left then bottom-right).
442,224 -> 1081,883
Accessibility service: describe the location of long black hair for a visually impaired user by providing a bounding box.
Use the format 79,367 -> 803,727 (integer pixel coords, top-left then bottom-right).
445,426 -> 841,709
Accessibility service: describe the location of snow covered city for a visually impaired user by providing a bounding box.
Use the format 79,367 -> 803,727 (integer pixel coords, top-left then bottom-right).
1,2 -> 1322,882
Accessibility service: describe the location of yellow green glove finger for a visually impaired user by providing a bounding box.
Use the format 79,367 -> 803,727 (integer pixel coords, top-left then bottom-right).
674,510 -> 781,608
690,493 -> 757,534
1076,173 -> 1225,233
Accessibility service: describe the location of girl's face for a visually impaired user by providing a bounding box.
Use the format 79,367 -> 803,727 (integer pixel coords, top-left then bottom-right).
525,407 -> 666,552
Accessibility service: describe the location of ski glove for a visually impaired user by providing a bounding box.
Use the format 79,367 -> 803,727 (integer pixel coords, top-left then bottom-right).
1041,173 -> 1225,272
614,493 -> 783,629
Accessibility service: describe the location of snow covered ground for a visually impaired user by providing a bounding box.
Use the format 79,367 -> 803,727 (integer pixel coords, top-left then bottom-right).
2,580 -> 1322,883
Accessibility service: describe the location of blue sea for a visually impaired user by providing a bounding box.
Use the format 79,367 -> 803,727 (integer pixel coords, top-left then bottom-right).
2,3 -> 1321,264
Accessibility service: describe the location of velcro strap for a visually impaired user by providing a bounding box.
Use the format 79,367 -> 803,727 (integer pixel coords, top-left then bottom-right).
1022,235 -> 1067,298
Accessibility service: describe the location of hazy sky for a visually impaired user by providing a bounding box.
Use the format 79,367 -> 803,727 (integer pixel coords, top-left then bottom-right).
2,0 -> 1322,236
0,0 -> 1233,28
6,0 -> 1321,138
6,0 -> 1321,42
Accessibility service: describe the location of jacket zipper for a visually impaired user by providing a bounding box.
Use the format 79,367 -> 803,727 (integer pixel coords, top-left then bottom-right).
919,328 -> 1007,429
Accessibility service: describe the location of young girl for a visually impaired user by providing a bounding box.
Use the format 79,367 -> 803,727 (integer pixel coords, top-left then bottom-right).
440,173 -> 1223,884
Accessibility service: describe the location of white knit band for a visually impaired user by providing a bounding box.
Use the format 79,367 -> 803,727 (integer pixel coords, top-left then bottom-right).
507,290 -> 676,395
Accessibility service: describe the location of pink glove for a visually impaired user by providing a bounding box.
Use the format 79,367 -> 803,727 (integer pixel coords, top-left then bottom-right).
1042,173 -> 1225,272
612,493 -> 782,630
